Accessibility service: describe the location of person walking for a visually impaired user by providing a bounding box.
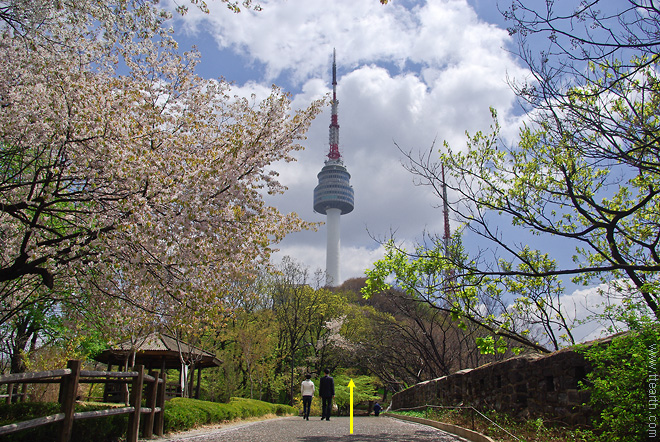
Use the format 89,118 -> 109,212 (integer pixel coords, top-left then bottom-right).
319,368 -> 335,421
300,374 -> 315,421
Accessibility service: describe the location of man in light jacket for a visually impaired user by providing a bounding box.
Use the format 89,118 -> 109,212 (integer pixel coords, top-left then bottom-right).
301,374 -> 315,420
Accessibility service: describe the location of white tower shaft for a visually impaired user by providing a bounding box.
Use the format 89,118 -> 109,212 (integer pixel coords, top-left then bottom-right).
325,208 -> 341,286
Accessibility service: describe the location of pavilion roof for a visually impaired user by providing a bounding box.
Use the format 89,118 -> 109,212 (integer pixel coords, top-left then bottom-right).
93,332 -> 221,370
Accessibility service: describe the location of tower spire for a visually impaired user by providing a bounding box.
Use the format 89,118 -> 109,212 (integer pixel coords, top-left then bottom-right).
328,48 -> 341,161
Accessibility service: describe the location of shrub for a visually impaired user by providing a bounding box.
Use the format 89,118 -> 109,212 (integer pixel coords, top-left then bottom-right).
578,324 -> 660,442
163,397 -> 295,433
293,394 -> 322,417
0,402 -> 127,442
273,403 -> 294,416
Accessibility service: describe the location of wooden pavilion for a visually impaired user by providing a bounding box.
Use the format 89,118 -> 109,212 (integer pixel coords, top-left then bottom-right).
93,333 -> 221,401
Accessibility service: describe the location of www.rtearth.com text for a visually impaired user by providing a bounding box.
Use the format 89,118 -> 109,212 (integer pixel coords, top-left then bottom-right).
650,343 -> 658,439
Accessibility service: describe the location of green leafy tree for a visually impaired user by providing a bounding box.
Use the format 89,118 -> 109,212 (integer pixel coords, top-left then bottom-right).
433,97 -> 660,320
500,1 -> 660,318
342,279 -> 496,388
376,2 -> 660,355
363,238 -> 561,353
1,301 -> 52,374
232,310 -> 277,400
270,258 -> 327,405
332,374 -> 381,415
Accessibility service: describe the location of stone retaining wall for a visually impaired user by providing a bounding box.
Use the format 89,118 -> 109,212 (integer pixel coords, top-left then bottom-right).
391,347 -> 592,426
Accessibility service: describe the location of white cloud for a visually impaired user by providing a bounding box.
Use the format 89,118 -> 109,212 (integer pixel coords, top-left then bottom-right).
558,282 -> 635,343
271,242 -> 388,283
172,0 -> 520,84
225,81 -> 274,102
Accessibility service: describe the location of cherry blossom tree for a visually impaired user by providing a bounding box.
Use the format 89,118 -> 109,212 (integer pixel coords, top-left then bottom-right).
0,0 -> 323,337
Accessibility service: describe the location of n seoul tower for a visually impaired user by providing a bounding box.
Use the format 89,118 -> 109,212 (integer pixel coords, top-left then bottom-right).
313,50 -> 354,286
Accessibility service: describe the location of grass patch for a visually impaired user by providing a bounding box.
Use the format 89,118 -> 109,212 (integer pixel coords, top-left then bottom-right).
390,407 -> 594,442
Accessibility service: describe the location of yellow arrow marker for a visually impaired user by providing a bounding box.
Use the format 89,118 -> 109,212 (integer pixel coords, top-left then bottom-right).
348,379 -> 355,434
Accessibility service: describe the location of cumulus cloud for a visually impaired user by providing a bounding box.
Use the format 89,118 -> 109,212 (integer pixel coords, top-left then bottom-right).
558,280 -> 653,343
560,285 -> 616,343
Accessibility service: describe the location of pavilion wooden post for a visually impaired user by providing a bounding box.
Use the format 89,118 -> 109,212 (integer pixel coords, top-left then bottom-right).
195,366 -> 202,399
58,360 -> 81,442
126,365 -> 144,442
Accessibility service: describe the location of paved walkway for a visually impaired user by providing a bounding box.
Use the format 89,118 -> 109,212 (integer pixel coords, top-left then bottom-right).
156,416 -> 466,442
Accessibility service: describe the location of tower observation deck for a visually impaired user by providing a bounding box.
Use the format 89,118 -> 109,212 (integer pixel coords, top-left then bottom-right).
313,50 -> 354,286
313,161 -> 354,215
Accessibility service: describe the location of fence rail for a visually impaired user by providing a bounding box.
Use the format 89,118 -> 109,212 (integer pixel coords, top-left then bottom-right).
0,360 -> 166,442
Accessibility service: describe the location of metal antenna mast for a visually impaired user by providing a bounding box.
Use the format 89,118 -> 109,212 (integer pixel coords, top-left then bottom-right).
442,164 -> 456,295
442,164 -> 450,256
328,48 -> 341,161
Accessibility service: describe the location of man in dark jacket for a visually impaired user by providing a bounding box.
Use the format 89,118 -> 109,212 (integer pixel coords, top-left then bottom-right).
319,368 -> 335,420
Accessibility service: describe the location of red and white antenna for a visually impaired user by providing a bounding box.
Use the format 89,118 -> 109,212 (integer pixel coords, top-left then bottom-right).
328,48 -> 341,161
442,163 -> 456,294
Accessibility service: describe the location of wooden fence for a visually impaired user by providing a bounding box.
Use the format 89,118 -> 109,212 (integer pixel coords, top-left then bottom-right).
0,360 -> 166,442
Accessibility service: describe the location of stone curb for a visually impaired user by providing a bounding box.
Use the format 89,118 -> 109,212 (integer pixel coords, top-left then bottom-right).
385,413 -> 495,442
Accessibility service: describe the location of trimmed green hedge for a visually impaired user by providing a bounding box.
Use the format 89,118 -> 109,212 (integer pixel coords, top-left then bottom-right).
0,402 -> 127,442
0,397 -> 296,441
163,397 -> 296,433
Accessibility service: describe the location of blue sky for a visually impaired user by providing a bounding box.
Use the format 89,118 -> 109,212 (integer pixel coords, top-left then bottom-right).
164,0 -> 614,340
